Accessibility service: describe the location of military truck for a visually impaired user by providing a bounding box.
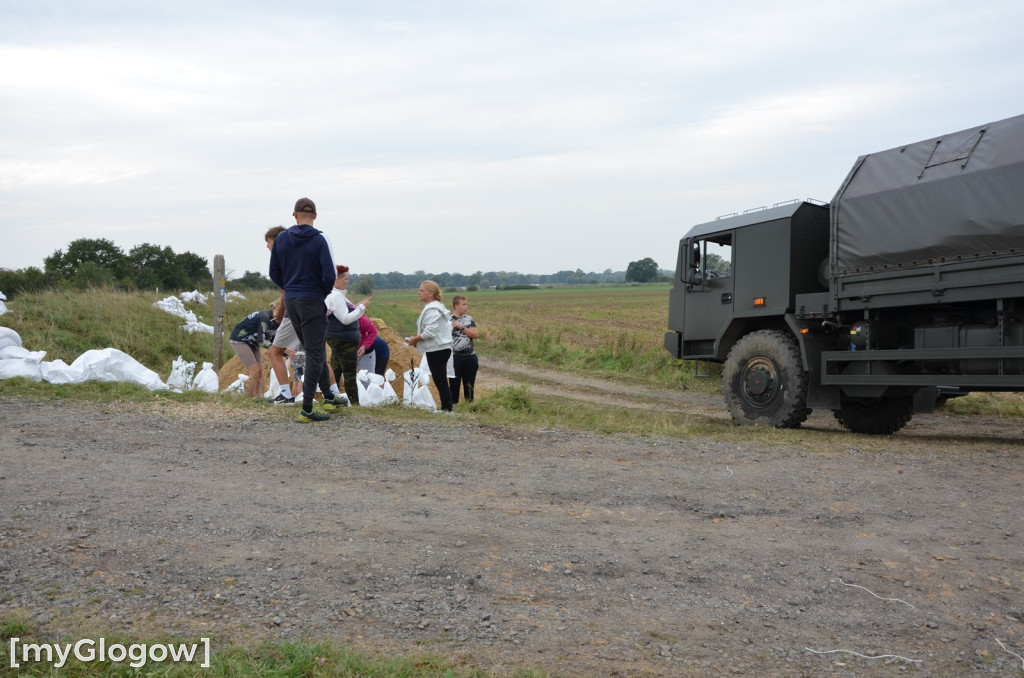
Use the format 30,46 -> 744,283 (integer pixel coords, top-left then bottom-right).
664,114 -> 1024,434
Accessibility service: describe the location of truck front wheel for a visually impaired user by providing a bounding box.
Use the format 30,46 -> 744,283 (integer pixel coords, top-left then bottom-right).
833,395 -> 913,435
723,330 -> 809,428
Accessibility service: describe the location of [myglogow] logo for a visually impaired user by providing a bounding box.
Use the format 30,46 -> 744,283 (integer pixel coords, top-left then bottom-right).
8,637 -> 211,669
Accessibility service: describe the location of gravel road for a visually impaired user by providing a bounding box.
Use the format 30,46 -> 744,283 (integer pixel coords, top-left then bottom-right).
1,367 -> 1023,676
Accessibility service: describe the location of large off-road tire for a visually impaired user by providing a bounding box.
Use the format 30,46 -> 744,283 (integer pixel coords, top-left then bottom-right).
833,394 -> 914,435
723,330 -> 809,428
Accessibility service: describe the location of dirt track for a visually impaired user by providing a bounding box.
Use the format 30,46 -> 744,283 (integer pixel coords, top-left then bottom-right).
1,362 -> 1023,676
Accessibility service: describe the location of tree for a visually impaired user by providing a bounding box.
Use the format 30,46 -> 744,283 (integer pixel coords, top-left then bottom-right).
566,268 -> 593,285
46,238 -> 128,281
0,266 -> 49,296
351,275 -> 374,296
625,257 -> 659,283
233,271 -> 276,290
176,251 -> 210,285
72,261 -> 114,289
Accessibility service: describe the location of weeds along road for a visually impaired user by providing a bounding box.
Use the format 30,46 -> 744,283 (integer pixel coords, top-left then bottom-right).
1,369 -> 1023,676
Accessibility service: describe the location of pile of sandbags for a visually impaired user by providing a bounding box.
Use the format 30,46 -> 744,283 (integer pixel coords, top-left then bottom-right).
0,325 -> 167,390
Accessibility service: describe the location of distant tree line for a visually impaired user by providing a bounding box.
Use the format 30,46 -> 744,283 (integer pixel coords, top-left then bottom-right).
0,240 -> 672,297
214,266 -> 671,294
0,238 -> 210,297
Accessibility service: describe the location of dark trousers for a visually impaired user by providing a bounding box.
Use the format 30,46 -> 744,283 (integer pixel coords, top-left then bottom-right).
425,349 -> 454,412
327,339 -> 359,405
284,297 -> 332,412
450,352 -> 478,403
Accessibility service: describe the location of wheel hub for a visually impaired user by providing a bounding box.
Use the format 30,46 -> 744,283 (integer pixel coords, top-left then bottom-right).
743,360 -> 778,406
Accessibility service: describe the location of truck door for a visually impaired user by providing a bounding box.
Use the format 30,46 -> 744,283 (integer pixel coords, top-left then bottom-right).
682,233 -> 734,357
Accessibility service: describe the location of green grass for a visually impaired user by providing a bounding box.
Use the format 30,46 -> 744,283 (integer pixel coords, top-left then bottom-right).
2,287 -> 281,369
367,285 -> 709,393
0,615 -> 538,677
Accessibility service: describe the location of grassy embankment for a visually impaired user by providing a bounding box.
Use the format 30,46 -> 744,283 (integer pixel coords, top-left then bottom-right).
1,285 -> 727,435
2,284 -> 1022,432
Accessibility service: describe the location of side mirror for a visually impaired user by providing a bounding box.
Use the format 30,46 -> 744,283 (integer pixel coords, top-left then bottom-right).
687,267 -> 702,285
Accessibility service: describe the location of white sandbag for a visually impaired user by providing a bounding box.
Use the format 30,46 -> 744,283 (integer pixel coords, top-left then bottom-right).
0,358 -> 43,381
263,363 -> 282,399
380,380 -> 399,405
222,373 -> 248,394
0,327 -> 22,349
39,359 -> 80,384
0,345 -> 46,362
69,348 -> 168,390
0,299 -> 7,316
409,382 -> 436,411
180,290 -> 208,304
402,362 -> 436,412
154,296 -> 213,334
166,355 -> 196,392
356,369 -> 372,405
191,362 -> 219,393
355,369 -> 397,407
378,367 -> 399,405
181,319 -> 214,334
154,296 -> 190,318
366,371 -> 388,405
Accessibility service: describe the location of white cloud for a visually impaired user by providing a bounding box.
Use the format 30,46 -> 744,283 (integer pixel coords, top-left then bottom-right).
1,0 -> 1023,277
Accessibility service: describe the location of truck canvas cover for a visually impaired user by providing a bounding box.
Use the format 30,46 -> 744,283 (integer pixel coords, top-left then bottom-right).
830,113 -> 1024,275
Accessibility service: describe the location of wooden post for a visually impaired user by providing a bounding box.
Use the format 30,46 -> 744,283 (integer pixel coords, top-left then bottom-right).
213,255 -> 226,371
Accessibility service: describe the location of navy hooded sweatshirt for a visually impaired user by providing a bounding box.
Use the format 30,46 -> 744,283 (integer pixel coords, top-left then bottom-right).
268,225 -> 336,300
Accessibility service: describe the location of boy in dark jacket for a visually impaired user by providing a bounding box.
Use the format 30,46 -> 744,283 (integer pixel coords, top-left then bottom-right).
268,197 -> 343,422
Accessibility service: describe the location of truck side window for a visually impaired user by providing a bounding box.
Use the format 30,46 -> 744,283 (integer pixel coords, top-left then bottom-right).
701,235 -> 732,280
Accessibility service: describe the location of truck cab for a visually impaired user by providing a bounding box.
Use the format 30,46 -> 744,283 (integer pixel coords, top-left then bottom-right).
665,201 -> 830,363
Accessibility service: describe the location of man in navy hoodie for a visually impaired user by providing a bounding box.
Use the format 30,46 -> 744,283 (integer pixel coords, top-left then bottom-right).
269,197 -> 344,422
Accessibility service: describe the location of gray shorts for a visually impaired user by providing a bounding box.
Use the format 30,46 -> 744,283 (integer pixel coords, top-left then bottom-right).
272,317 -> 302,351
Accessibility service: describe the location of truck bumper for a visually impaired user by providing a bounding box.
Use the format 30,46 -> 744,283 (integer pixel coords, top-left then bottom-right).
664,330 -> 682,359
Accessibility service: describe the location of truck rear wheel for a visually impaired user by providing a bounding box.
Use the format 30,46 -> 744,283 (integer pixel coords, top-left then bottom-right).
833,395 -> 914,435
723,330 -> 809,428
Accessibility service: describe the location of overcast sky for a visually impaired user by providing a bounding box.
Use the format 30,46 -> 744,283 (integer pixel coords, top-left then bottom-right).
1,0 -> 1022,281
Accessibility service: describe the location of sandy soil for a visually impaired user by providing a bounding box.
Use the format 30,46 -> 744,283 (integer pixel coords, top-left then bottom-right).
1,360 -> 1023,677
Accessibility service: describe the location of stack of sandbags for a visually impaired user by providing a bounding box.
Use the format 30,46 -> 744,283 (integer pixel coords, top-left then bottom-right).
215,317 -> 440,406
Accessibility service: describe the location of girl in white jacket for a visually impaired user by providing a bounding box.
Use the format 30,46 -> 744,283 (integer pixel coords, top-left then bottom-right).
406,280 -> 454,411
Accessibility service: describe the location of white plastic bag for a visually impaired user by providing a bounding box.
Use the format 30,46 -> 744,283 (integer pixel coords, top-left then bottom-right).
402,360 -> 436,411
38,359 -> 79,384
381,382 -> 399,405
223,373 -> 248,394
68,348 -> 168,390
191,362 -> 219,393
0,327 -> 22,350
380,369 -> 399,405
357,370 -> 388,406
167,355 -> 196,392
355,369 -> 373,405
0,358 -> 43,382
263,364 -> 281,399
0,346 -> 46,362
